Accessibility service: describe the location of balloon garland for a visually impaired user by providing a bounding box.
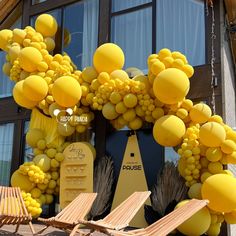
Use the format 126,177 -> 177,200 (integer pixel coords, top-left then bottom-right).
1,13 -> 236,235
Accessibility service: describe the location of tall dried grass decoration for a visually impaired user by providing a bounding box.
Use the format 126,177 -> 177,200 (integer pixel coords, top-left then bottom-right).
151,162 -> 188,216
90,156 -> 114,219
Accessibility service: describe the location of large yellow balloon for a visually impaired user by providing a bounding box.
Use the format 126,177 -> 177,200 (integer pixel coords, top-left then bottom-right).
176,200 -> 211,236
18,47 -> 43,72
199,122 -> 226,147
153,115 -> 186,146
93,43 -> 125,73
153,68 -> 190,104
35,14 -> 58,37
52,76 -> 82,107
23,75 -> 48,102
102,102 -> 119,120
202,174 -> 236,212
0,29 -> 12,51
13,81 -> 38,109
189,103 -> 212,124
11,171 -> 35,192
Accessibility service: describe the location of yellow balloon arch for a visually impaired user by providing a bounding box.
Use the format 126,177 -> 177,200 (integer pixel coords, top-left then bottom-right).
0,13 -> 235,235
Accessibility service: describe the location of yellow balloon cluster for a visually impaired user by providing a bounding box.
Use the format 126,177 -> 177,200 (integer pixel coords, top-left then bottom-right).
3,13 -> 236,235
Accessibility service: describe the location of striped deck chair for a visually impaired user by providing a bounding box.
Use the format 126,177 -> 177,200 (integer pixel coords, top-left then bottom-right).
37,192 -> 97,236
0,186 -> 35,234
79,191 -> 151,235
106,199 -> 209,236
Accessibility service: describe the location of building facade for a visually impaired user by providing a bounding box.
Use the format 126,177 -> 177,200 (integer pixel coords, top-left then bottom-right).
0,0 -> 235,233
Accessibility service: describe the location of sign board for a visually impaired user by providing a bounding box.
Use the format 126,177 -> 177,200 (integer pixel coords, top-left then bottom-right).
111,133 -> 150,227
60,142 -> 93,209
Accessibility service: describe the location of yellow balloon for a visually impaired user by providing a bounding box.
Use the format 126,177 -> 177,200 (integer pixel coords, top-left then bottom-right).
123,94 -> 137,108
57,123 -> 75,136
26,129 -> 45,148
13,81 -> 38,109
199,122 -> 226,147
206,147 -> 222,162
35,14 -> 58,37
81,66 -> 98,83
153,115 -> 186,147
221,139 -> 236,154
11,171 -> 35,192
225,209 -> 236,224
30,188 -> 42,198
133,75 -> 150,91
8,45 -> 21,64
202,174 -> 236,212
33,154 -> 51,172
12,28 -> 26,45
93,43 -> 125,73
44,37 -> 55,52
52,76 -> 82,107
128,117 -> 143,130
23,75 -> 48,102
102,102 -> 119,120
189,103 -> 212,124
18,47 -> 43,72
110,69 -> 129,81
0,29 -> 12,51
153,68 -> 190,104
176,200 -> 211,236
2,62 -> 12,76
188,183 -> 202,199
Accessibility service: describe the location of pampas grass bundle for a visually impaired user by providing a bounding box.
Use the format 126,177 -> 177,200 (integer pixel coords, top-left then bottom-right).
90,156 -> 114,219
151,161 -> 188,216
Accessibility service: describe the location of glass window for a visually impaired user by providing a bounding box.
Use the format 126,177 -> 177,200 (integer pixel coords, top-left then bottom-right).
111,7 -> 152,72
24,121 -> 33,163
0,16 -> 22,98
63,0 -> 99,69
0,123 -> 14,186
0,51 -> 15,98
156,0 -> 205,66
32,0 -> 47,4
112,0 -> 152,12
30,9 -> 61,28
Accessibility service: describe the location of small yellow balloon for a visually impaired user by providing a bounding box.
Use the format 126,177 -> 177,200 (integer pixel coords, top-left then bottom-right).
35,14 -> 58,37
0,29 -> 12,51
18,47 -> 43,72
199,122 -> 226,147
93,43 -> 125,73
153,115 -> 186,147
189,103 -> 212,124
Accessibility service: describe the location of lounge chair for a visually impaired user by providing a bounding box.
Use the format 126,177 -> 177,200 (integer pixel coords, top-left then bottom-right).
106,199 -> 209,236
0,186 -> 35,234
38,192 -> 97,236
79,191 -> 151,235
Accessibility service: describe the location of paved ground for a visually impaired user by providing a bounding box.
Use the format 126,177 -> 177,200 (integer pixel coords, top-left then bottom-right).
0,223 -> 107,236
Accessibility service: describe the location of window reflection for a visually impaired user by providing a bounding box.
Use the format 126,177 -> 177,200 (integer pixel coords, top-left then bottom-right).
111,7 -> 152,72
32,0 -> 47,5
63,0 -> 99,69
0,123 -> 14,186
112,0 -> 152,12
156,0 -> 205,66
0,16 -> 22,98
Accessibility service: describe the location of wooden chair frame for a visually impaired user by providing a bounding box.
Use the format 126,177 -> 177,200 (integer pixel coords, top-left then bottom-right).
37,192 -> 97,236
0,186 -> 35,235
